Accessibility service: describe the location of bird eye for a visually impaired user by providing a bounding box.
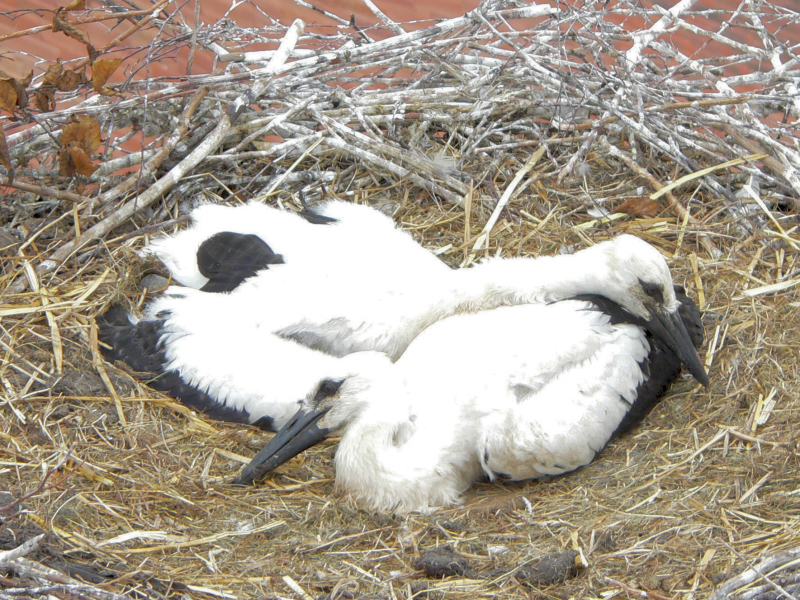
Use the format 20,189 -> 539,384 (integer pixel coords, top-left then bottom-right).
320,379 -> 342,397
641,282 -> 663,301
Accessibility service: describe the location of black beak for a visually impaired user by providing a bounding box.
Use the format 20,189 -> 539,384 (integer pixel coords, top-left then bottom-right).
648,309 -> 709,387
234,406 -> 331,485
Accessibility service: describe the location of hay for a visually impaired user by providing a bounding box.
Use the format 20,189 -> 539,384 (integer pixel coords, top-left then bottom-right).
1,0 -> 799,598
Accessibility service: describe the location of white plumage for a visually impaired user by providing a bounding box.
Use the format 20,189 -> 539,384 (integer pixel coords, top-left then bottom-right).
98,200 -> 707,511
99,201 -> 706,434
235,291 -> 705,513
143,200 -> 448,291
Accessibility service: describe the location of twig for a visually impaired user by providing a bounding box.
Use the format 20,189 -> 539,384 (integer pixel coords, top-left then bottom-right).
361,0 -> 406,35
0,178 -> 88,204
0,534 -> 46,562
0,443 -> 79,522
228,18 -> 305,123
710,543 -> 800,600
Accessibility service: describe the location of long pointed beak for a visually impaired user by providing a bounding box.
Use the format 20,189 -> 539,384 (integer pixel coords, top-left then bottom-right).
648,309 -> 709,387
234,406 -> 331,485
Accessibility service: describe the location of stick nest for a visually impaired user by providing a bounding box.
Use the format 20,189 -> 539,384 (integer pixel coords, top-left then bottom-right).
1,1 -> 799,599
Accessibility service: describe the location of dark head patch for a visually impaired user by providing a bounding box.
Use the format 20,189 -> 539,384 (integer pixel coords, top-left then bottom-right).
639,280 -> 664,304
198,232 -> 284,293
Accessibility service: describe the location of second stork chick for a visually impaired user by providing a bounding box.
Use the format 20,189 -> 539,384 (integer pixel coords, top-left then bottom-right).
235,285 -> 705,513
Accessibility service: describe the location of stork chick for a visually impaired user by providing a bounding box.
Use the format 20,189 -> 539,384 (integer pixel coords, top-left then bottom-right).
235,285 -> 706,513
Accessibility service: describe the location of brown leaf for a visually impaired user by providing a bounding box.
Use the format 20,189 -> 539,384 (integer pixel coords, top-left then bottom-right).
91,58 -> 121,91
62,114 -> 102,155
0,79 -> 18,114
65,0 -> 87,10
15,88 -> 28,110
14,81 -> 29,110
52,8 -> 91,46
68,146 -> 98,176
97,86 -> 125,98
86,44 -> 99,63
616,197 -> 660,218
0,127 -> 13,185
58,69 -> 86,92
0,73 -> 33,112
59,144 -> 99,178
43,61 -> 63,87
58,148 -> 75,177
35,89 -> 56,113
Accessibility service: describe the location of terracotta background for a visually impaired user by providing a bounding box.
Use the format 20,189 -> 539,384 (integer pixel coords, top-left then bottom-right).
2,0 -> 798,83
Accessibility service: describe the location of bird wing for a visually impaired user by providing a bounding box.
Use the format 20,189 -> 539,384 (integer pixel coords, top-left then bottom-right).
96,304 -> 273,427
100,289 -> 341,431
465,301 -> 651,481
609,285 -> 704,438
475,289 -> 703,482
144,200 -> 448,292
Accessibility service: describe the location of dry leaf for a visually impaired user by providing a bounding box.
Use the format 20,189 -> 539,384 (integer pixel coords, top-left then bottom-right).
59,146 -> 98,177
616,197 -> 660,218
52,8 -> 91,46
43,61 -> 63,87
0,79 -> 18,114
86,44 -> 99,63
68,146 -> 98,176
97,86 -> 125,98
0,127 -> 13,185
0,72 -> 34,112
60,114 -> 102,176
58,148 -> 75,177
35,89 -> 56,112
65,0 -> 87,10
62,114 -> 101,155
58,69 -> 86,92
14,81 -> 29,110
92,58 -> 121,91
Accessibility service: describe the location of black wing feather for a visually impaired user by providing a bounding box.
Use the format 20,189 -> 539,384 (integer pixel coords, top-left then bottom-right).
197,232 -> 285,293
298,209 -> 337,224
96,306 -> 276,431
571,287 -> 703,438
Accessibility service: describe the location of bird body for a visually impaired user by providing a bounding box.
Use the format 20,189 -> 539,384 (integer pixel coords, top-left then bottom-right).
144,231 -> 691,361
334,302 -> 650,512
98,200 -> 708,513
101,223 -> 706,431
144,200 -> 449,292
236,291 -> 705,513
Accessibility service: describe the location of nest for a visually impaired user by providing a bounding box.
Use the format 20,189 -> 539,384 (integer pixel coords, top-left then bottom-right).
1,1 -> 799,598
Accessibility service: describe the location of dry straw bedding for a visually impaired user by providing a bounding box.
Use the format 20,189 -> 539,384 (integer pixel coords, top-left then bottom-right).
1,0 -> 799,598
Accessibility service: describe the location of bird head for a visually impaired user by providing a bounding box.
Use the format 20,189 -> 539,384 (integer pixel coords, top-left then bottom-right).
234,351 -> 392,485
582,235 -> 708,386
584,235 -> 680,320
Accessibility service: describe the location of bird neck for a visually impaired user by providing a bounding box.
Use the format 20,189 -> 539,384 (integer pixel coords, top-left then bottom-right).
384,251 -> 615,360
453,250 -> 616,310
333,401 -> 480,513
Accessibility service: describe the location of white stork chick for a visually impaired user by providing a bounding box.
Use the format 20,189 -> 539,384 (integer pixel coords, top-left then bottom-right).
138,201 -> 701,361
234,286 -> 706,513
98,234 -> 707,431
143,200 -> 448,293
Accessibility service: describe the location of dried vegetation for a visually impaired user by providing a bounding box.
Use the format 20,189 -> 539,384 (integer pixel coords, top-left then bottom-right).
1,0 -> 799,599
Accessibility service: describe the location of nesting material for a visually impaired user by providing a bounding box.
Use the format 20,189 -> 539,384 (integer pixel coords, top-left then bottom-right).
1,1 -> 799,599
